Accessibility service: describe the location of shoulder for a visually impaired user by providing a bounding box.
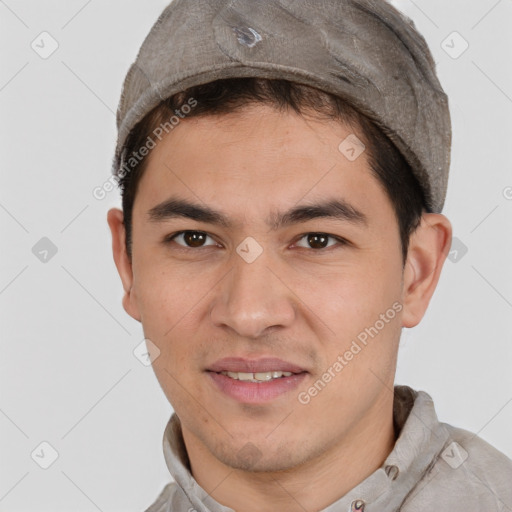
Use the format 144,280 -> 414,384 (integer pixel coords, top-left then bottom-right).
403,422 -> 512,511
446,422 -> 512,468
143,481 -> 183,512
443,421 -> 512,486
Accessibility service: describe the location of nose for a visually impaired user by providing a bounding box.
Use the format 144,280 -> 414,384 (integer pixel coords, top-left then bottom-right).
210,249 -> 297,339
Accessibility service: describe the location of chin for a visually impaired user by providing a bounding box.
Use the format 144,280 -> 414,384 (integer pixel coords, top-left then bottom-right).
213,440 -> 310,473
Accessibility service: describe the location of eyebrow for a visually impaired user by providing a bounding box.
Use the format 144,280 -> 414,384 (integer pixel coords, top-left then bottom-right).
147,196 -> 368,230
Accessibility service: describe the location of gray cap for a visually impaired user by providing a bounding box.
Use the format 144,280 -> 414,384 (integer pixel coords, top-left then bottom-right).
113,0 -> 451,213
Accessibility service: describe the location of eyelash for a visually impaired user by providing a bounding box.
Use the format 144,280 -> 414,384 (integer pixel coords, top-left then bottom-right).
163,230 -> 349,252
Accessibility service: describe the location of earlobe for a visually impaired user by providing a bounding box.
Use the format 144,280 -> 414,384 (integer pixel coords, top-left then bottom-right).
401,213 -> 452,328
106,208 -> 141,322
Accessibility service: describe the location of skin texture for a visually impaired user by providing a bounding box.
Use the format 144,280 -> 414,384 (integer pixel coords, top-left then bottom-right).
107,104 -> 452,512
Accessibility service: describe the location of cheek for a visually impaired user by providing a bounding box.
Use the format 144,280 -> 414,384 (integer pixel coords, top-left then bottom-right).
132,259 -> 209,359
298,257 -> 401,337
133,254 -> 190,321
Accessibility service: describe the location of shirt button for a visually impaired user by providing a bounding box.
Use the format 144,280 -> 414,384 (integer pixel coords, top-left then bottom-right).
351,499 -> 365,511
232,26 -> 262,48
385,464 -> 400,480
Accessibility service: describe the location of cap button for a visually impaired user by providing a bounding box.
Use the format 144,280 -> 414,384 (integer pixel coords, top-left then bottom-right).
232,26 -> 262,48
385,464 -> 400,480
351,499 -> 365,511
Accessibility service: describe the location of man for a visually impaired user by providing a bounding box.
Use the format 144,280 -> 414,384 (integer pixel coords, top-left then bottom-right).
107,1 -> 512,510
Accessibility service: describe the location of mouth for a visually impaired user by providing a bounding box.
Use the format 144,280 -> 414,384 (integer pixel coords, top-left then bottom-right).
206,357 -> 308,403
207,356 -> 307,375
214,370 -> 298,382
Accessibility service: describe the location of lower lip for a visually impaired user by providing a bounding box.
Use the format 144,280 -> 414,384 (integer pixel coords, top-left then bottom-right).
207,371 -> 308,404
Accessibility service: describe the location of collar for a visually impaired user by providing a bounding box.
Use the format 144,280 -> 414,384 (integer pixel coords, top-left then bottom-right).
161,385 -> 450,512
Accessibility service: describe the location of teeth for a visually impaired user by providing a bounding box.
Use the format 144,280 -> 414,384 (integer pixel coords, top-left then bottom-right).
220,371 -> 294,382
255,372 -> 274,381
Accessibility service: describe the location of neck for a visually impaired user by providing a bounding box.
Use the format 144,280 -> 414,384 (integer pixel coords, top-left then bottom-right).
181,393 -> 396,512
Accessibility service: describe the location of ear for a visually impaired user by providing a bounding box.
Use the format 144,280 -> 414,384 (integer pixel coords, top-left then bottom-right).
401,213 -> 452,328
107,208 -> 141,322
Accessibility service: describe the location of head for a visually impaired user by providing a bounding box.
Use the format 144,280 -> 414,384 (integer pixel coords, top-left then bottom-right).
107,76 -> 452,472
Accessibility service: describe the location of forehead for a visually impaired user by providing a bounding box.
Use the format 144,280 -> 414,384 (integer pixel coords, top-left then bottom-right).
132,104 -> 391,226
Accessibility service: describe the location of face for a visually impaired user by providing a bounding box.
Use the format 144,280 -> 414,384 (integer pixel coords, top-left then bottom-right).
109,104 -> 437,473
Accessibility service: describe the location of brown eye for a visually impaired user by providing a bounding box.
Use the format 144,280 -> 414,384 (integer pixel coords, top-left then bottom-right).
168,231 -> 217,248
295,233 -> 345,250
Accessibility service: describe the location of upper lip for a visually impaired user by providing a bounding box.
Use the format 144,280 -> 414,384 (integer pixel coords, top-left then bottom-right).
207,357 -> 307,374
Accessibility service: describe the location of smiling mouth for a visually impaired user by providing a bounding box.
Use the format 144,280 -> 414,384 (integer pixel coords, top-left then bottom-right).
207,370 -> 308,404
215,370 -> 301,382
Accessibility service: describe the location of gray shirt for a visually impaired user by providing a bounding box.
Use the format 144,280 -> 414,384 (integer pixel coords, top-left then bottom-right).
144,385 -> 512,511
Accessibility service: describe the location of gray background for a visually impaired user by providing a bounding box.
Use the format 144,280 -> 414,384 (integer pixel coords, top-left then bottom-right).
1,0 -> 511,510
